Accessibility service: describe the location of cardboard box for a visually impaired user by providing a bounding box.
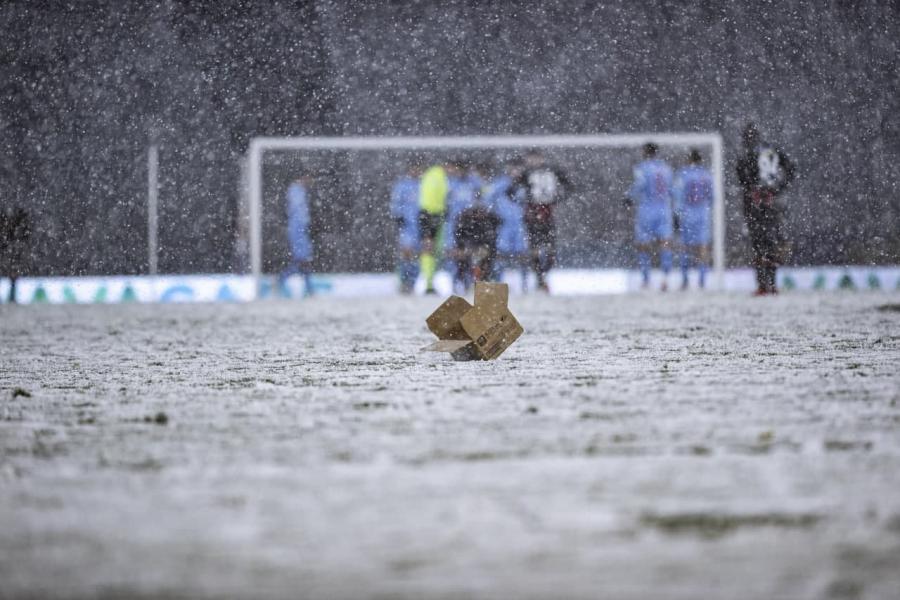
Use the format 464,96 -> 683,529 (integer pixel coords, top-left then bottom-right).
421,282 -> 524,361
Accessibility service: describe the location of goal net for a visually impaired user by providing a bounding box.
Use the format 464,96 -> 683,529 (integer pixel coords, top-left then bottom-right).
240,134 -> 725,297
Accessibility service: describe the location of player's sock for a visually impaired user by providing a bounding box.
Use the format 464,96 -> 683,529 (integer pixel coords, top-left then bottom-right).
638,252 -> 651,285
755,264 -> 767,293
698,262 -> 708,288
766,266 -> 777,293
401,260 -> 419,293
680,253 -> 690,288
660,250 -> 673,275
421,253 -> 436,290
277,270 -> 291,297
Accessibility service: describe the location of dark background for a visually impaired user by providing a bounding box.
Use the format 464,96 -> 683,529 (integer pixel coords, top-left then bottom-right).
2,0 -> 898,275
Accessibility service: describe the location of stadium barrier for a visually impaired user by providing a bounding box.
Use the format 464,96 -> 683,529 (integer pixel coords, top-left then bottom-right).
1,267 -> 898,305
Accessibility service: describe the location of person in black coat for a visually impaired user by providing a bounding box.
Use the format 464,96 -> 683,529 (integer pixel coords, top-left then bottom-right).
0,207 -> 32,303
736,124 -> 796,295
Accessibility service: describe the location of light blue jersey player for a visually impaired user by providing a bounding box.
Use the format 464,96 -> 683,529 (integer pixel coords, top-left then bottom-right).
628,143 -> 674,290
390,165 -> 422,294
280,176 -> 314,297
674,149 -> 713,289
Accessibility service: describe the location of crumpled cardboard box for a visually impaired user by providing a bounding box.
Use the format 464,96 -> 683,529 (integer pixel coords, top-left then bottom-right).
421,282 -> 524,361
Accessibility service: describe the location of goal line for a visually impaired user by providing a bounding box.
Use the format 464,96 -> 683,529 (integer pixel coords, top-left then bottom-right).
243,133 -> 726,297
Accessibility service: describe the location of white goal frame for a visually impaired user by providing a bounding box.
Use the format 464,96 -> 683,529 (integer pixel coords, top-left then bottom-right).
243,133 -> 726,297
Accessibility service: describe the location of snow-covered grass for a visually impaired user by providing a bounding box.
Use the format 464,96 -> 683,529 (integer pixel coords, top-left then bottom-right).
1,291 -> 899,599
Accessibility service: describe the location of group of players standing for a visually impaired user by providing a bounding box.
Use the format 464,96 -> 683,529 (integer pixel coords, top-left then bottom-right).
624,142 -> 715,291
390,145 -> 718,295
275,125 -> 794,299
390,149 -> 569,295
624,125 -> 795,295
389,125 -> 794,296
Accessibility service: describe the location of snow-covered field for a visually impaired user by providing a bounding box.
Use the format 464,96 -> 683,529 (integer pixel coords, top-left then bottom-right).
2,291 -> 899,599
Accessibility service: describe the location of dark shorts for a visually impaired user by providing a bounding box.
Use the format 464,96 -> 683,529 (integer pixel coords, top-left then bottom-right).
418,211 -> 443,241
525,219 -> 556,251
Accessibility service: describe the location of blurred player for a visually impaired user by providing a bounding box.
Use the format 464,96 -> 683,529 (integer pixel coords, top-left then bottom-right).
484,158 -> 528,289
453,187 -> 501,292
279,174 -> 314,297
673,149 -> 714,289
511,149 -> 571,293
736,123 -> 796,295
417,162 -> 450,294
0,206 -> 31,303
627,143 -> 674,291
389,163 -> 421,294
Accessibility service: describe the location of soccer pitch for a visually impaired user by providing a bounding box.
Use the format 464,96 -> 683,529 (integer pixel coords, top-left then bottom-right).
2,292 -> 899,599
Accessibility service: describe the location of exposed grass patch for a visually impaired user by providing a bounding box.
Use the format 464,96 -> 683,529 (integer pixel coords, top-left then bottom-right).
641,512 -> 821,538
824,439 -> 872,452
353,401 -> 390,410
143,412 -> 168,425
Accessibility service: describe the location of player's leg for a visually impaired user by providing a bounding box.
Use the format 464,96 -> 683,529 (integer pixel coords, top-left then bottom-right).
696,244 -> 710,289
418,211 -> 440,294
532,249 -> 546,291
761,234 -> 778,295
659,239 -> 673,292
396,217 -> 419,294
760,209 -> 781,294
483,244 -> 498,283
746,210 -> 768,295
454,245 -> 471,293
398,246 -> 418,294
517,227 -> 530,292
542,221 -> 557,290
681,212 -> 710,290
750,242 -> 767,295
769,208 -> 790,294
695,209 -> 712,290
299,260 -> 314,297
526,220 -> 547,291
636,243 -> 652,288
680,246 -> 692,290
678,213 -> 694,290
519,254 -> 529,291
504,251 -> 529,292
634,213 -> 653,288
658,212 -> 674,291
278,260 -> 299,297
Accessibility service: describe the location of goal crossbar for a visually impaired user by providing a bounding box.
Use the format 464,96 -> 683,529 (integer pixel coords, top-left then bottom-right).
244,133 -> 726,296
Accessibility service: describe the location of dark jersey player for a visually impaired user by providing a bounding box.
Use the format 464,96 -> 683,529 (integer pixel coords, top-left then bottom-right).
453,198 -> 501,293
736,124 -> 796,295
0,206 -> 31,303
511,149 -> 571,292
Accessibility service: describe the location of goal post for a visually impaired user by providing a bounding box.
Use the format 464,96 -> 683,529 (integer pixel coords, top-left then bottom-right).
244,133 -> 726,297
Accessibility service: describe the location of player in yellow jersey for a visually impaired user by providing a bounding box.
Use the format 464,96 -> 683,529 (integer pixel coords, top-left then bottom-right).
418,160 -> 462,294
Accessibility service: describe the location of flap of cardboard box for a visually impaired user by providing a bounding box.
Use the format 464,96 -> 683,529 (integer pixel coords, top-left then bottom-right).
426,295 -> 472,340
420,339 -> 481,361
420,339 -> 471,353
474,281 -> 508,308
